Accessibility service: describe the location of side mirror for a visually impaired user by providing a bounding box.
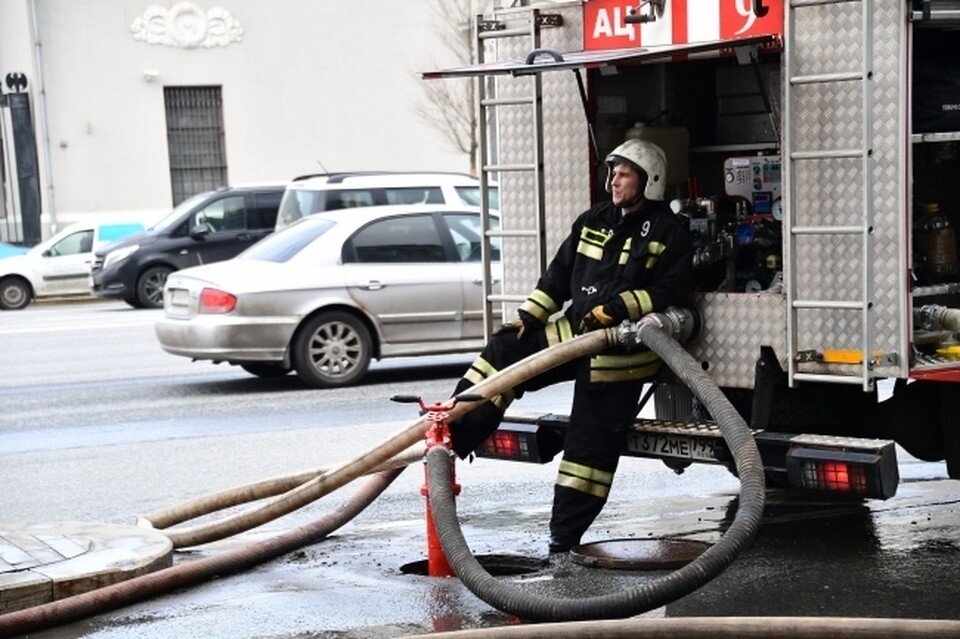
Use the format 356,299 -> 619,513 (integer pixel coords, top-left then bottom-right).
189,224 -> 210,239
41,249 -> 52,258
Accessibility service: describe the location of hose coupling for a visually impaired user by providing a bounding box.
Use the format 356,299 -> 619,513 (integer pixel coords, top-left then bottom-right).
622,305 -> 700,348
915,304 -> 960,332
616,306 -> 700,350
615,319 -> 641,349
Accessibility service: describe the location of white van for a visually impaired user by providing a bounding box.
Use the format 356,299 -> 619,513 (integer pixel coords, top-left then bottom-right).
0,217 -> 146,310
274,171 -> 499,230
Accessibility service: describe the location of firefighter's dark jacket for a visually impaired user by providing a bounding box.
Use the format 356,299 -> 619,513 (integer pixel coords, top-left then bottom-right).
519,199 -> 693,334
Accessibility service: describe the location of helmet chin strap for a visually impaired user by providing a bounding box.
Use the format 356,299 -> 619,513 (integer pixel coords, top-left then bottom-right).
619,193 -> 644,212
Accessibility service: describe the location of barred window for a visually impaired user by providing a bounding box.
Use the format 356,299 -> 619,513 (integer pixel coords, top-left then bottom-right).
164,86 -> 227,205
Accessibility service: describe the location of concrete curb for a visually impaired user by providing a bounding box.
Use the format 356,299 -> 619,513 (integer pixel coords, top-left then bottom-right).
0,522 -> 172,614
32,295 -> 107,306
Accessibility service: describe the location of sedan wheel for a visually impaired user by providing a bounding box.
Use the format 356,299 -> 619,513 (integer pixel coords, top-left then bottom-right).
292,311 -> 372,388
137,266 -> 172,309
0,277 -> 31,310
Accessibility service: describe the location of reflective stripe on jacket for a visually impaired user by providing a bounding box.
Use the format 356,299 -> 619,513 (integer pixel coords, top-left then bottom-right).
522,200 -> 692,331
521,199 -> 692,379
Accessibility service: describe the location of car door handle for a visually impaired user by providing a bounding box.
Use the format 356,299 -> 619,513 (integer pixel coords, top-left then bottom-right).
360,280 -> 384,291
472,278 -> 500,285
238,232 -> 253,241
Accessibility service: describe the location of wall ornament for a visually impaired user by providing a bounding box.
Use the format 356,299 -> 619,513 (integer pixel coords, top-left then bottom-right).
131,3 -> 243,49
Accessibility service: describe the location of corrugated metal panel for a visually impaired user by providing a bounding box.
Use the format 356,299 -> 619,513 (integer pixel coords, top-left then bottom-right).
788,1 -> 906,381
689,292 -> 787,388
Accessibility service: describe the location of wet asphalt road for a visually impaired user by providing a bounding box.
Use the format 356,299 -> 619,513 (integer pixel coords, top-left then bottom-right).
1,300 -> 958,638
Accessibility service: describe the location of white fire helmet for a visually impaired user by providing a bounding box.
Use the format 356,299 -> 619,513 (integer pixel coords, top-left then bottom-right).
604,139 -> 668,202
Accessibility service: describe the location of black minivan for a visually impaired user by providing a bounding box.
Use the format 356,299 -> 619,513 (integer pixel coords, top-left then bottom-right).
90,184 -> 285,308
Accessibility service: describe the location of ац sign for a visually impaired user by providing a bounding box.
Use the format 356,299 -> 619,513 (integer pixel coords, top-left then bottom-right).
583,0 -> 784,50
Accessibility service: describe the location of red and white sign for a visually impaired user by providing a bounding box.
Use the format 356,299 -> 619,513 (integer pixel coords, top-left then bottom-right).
583,0 -> 783,51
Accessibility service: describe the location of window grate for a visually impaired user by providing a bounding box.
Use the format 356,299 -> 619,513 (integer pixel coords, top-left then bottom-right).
164,86 -> 227,205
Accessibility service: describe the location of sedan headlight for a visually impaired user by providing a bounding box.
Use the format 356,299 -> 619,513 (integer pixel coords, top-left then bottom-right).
102,244 -> 139,269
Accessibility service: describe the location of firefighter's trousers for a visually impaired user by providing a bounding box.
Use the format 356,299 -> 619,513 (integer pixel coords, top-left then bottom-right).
449,323 -> 647,549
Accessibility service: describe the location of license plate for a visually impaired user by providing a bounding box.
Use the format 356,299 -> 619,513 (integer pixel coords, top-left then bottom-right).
627,432 -> 716,461
169,288 -> 190,307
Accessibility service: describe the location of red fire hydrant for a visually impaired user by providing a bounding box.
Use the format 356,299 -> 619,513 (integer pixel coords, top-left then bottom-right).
419,398 -> 461,577
392,393 -> 475,578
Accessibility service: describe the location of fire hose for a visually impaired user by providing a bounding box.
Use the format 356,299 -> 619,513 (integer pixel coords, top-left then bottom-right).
425,311 -> 766,622
140,443 -> 426,530
150,326 -> 625,548
403,616 -> 960,639
0,309 -> 763,633
0,317 -> 629,634
0,468 -> 404,638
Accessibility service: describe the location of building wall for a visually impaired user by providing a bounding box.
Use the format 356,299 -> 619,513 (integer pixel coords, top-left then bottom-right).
1,0 -> 470,232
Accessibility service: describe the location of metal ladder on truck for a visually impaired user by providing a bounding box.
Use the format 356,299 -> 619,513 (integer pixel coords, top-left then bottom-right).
783,0 -> 876,390
474,8 -> 562,338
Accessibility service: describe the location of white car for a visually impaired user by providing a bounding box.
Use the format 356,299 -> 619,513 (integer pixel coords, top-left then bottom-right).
156,204 -> 501,388
0,218 -> 146,310
274,171 -> 499,230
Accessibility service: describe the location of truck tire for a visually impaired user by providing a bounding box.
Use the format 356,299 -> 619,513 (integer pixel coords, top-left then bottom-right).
292,311 -> 372,388
0,276 -> 32,310
136,266 -> 172,309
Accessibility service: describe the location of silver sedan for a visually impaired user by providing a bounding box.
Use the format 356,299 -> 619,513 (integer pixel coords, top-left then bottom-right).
155,205 -> 501,387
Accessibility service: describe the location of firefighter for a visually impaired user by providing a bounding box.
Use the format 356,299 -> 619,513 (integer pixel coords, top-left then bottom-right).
449,139 -> 694,553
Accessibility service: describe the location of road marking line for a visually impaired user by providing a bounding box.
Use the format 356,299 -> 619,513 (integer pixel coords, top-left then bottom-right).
0,320 -> 156,335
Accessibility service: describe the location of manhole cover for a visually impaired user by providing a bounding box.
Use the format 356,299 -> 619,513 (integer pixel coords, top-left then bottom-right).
570,538 -> 711,570
401,553 -> 546,577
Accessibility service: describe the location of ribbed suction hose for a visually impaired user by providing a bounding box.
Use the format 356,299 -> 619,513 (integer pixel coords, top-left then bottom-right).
427,309 -> 766,622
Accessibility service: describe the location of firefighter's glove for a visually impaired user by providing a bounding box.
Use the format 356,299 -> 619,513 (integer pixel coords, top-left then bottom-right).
579,305 -> 616,333
493,310 -> 538,340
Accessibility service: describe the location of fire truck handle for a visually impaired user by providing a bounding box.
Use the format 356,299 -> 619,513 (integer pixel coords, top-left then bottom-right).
625,0 -> 664,24
524,48 -> 563,66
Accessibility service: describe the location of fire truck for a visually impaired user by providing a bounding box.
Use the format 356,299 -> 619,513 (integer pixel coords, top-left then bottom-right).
425,0 -> 960,499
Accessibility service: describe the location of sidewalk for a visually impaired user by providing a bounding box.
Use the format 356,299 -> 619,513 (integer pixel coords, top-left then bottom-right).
0,523 -> 171,613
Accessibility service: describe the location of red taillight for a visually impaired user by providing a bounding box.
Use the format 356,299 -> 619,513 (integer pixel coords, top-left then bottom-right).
198,287 -> 236,314
482,431 -> 526,458
801,460 -> 868,493
475,422 -> 562,463
786,447 -> 898,499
